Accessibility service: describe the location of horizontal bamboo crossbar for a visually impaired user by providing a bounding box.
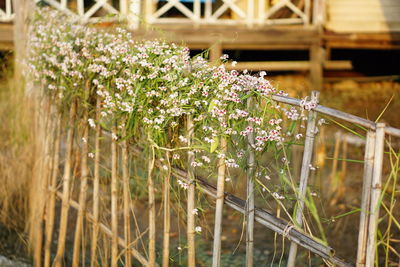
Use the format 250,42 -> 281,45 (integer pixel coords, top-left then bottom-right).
271,95 -> 400,137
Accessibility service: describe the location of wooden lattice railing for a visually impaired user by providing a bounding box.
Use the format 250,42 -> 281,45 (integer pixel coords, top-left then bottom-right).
1,0 -> 317,27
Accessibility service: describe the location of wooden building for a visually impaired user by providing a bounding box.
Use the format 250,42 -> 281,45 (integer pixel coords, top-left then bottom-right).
1,0 -> 400,89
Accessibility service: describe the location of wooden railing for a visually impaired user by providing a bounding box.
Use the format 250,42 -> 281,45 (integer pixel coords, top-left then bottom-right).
2,0 -> 315,27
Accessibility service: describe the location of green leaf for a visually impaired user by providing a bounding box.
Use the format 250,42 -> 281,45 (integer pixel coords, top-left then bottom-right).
208,99 -> 216,113
210,137 -> 219,153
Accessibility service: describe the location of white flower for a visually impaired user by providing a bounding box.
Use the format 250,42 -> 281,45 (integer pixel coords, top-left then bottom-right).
82,137 -> 87,143
88,118 -> 96,128
195,226 -> 202,233
192,208 -> 199,215
112,133 -> 118,140
225,177 -> 231,182
172,154 -> 180,160
88,152 -> 94,158
272,192 -> 285,200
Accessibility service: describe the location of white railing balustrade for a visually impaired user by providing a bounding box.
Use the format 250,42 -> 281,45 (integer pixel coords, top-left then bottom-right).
146,0 -> 311,26
1,0 -> 311,27
0,0 -> 14,22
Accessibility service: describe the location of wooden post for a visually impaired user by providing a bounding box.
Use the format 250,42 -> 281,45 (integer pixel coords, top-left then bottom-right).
287,91 -> 319,267
365,124 -> 386,267
91,97 -> 102,267
210,42 -> 222,63
245,97 -> 255,267
111,126 -> 119,267
122,134 -> 132,267
310,43 -> 323,91
54,101 -> 77,267
356,131 -> 376,267
72,109 -> 90,266
187,116 -> 196,267
212,137 -> 228,267
148,144 -> 156,266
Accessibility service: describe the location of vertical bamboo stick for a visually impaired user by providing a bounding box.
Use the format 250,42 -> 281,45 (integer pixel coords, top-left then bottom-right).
365,123 -> 386,267
36,99 -> 54,267
44,111 -> 61,267
91,97 -> 101,267
356,131 -> 376,267
287,91 -> 319,267
246,97 -> 255,267
162,151 -> 171,267
148,143 -> 156,266
54,100 -> 77,267
72,108 -> 90,266
187,116 -> 196,267
111,126 -> 119,267
212,137 -> 228,267
122,132 -> 132,267
329,132 -> 341,197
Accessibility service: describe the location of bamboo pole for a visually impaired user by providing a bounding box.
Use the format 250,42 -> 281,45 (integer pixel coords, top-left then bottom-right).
365,123 -> 386,267
44,110 -> 61,267
111,126 -> 119,267
187,116 -> 196,267
329,132 -> 341,197
246,97 -> 255,267
72,108 -> 90,266
36,99 -> 54,267
212,137 -> 228,267
122,133 -> 132,267
287,91 -> 319,267
356,131 -> 376,267
91,97 -> 102,267
162,151 -> 171,267
148,143 -> 156,266
54,100 -> 77,267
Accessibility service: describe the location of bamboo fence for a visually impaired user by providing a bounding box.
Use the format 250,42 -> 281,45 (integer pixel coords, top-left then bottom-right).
31,91 -> 400,267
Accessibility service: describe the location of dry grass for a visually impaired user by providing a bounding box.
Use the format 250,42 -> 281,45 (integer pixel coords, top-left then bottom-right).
0,56 -> 34,234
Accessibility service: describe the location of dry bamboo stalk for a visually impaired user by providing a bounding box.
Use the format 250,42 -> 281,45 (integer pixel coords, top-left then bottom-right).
53,190 -> 150,266
329,133 -> 341,196
187,116 -> 196,267
54,100 -> 77,267
162,151 -> 171,267
287,91 -> 319,267
365,123 -> 386,267
148,143 -> 156,266
122,134 -> 132,267
212,137 -> 228,267
36,99 -> 54,267
72,108 -> 90,266
91,97 -> 102,267
111,126 -> 119,267
246,97 -> 255,267
356,131 -> 376,267
44,111 -> 62,267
